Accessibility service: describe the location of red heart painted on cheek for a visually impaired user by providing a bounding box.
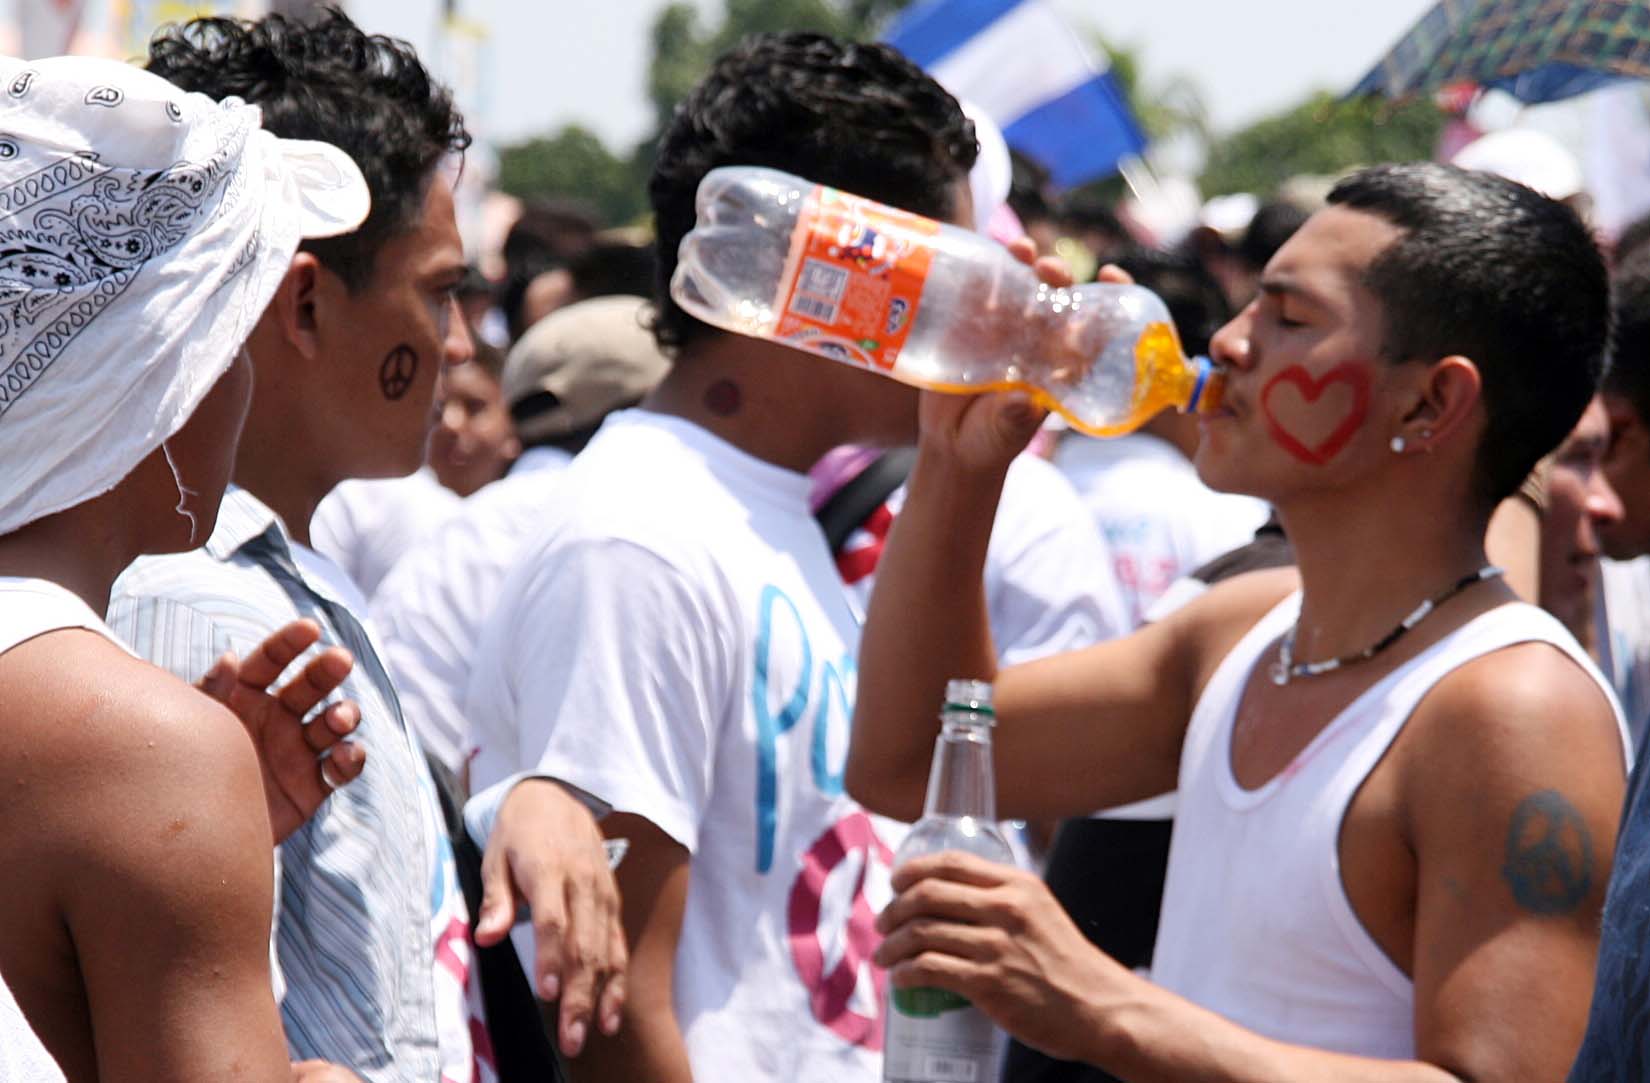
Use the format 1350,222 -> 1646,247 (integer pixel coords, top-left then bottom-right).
1260,362 -> 1373,466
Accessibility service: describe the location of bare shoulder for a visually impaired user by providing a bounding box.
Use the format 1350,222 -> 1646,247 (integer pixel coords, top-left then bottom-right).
1406,637 -> 1625,785
0,629 -> 267,871
1154,565 -> 1301,686
1401,636 -> 1624,918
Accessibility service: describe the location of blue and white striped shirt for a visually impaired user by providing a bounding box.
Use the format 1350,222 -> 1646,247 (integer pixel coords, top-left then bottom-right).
109,487 -> 444,1082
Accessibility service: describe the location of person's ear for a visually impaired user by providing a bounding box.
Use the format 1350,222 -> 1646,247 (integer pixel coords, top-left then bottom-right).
1394,355 -> 1481,453
266,252 -> 324,361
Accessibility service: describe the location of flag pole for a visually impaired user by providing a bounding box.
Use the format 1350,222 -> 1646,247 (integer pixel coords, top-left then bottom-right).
1116,153 -> 1158,203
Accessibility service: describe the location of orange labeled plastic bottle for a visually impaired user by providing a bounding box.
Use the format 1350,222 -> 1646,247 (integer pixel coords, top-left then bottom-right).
671,166 -> 1225,436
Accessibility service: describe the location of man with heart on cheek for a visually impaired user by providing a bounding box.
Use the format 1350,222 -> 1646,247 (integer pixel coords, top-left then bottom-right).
850,161 -> 1630,1081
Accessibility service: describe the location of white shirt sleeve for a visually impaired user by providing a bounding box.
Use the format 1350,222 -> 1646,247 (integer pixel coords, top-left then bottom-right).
471,535 -> 731,854
988,456 -> 1132,665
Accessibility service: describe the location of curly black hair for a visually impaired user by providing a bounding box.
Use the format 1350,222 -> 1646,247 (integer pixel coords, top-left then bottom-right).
649,32 -> 977,351
146,6 -> 470,291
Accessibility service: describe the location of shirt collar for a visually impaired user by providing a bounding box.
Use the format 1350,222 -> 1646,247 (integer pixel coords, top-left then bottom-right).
203,485 -> 290,561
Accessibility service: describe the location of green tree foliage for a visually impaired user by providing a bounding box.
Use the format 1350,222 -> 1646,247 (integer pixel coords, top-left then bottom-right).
1199,92 -> 1446,199
495,125 -> 648,225
496,0 -> 915,226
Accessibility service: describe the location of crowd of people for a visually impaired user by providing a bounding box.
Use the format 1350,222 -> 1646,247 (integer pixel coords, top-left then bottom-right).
6,6 -> 1650,1082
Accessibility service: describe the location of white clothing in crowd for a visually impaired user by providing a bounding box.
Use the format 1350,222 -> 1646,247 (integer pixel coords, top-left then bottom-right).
311,468 -> 461,602
466,410 -> 898,1082
1055,432 -> 1270,629
837,454 -> 1130,665
1599,556 -> 1650,751
373,445 -> 574,773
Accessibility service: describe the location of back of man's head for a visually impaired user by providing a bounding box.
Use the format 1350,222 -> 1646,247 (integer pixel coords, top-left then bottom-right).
649,31 -> 978,352
1608,250 -> 1650,427
146,5 -> 470,291
1114,247 -> 1230,359
1327,161 -> 1608,509
1235,200 -> 1309,274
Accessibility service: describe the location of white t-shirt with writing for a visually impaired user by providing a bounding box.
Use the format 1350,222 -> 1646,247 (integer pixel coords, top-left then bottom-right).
466,410 -> 899,1082
836,453 -> 1129,665
1055,432 -> 1269,629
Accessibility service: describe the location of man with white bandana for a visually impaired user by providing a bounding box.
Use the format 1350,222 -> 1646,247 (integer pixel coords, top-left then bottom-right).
0,53 -> 369,1082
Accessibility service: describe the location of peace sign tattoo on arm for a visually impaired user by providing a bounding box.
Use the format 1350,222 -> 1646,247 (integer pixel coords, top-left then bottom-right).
1501,789 -> 1595,916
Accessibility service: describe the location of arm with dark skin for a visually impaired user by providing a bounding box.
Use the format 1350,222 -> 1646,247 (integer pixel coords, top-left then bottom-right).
848,382 -> 1292,824
875,642 -> 1624,1081
474,779 -> 627,1057
0,632 -> 295,1082
563,814 -> 694,1083
848,255 -> 1288,824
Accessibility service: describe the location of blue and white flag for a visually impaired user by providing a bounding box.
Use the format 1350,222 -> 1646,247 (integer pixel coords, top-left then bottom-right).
884,0 -> 1147,188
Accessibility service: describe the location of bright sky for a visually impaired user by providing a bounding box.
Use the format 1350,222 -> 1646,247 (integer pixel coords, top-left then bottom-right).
346,0 -> 1443,150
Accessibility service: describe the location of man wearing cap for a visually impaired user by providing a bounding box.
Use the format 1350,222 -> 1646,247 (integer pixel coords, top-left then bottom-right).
0,53 -> 370,1081
374,294 -> 670,780
104,10 -> 624,1078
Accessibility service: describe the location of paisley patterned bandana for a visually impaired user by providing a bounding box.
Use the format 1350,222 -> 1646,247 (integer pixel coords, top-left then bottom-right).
0,54 -> 369,536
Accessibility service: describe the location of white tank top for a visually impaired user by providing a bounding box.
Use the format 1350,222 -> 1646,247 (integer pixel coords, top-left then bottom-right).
0,576 -> 126,1083
1149,595 -> 1628,1060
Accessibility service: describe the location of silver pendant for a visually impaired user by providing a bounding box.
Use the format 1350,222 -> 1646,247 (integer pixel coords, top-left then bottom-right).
1269,659 -> 1290,686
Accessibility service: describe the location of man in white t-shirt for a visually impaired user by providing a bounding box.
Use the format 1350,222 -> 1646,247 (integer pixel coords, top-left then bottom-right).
374,295 -> 670,776
463,32 -> 984,1081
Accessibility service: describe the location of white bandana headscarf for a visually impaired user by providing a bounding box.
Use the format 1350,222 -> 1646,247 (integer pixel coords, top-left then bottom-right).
0,54 -> 369,536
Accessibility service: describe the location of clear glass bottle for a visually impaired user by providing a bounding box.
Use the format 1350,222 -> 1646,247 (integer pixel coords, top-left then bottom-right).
883,679 -> 1013,1083
671,165 -> 1224,437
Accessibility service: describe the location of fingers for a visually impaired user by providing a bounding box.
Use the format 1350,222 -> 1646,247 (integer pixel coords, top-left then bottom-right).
597,923 -> 628,1037
1095,262 -> 1135,286
887,950 -> 980,998
275,647 -> 355,726
319,740 -> 365,789
554,852 -> 627,1057
196,651 -> 239,703
1006,235 -> 1038,267
237,620 -> 323,689
474,839 -> 521,948
992,391 -> 1048,448
889,850 -> 1014,894
303,698 -> 360,755
482,781 -> 629,1057
528,872 -> 571,1004
874,916 -> 1001,969
878,874 -> 1002,936
1033,254 -> 1074,289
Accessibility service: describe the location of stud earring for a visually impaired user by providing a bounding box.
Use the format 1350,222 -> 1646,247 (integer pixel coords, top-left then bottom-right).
1390,435 -> 1407,454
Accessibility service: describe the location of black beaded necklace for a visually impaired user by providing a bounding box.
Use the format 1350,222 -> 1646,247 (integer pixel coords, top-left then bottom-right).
1268,565 -> 1504,687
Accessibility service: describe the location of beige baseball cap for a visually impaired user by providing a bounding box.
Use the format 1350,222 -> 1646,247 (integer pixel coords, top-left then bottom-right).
503,295 -> 671,443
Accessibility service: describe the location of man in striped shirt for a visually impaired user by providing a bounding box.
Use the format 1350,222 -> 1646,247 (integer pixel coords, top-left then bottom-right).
109,9 -> 624,1080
